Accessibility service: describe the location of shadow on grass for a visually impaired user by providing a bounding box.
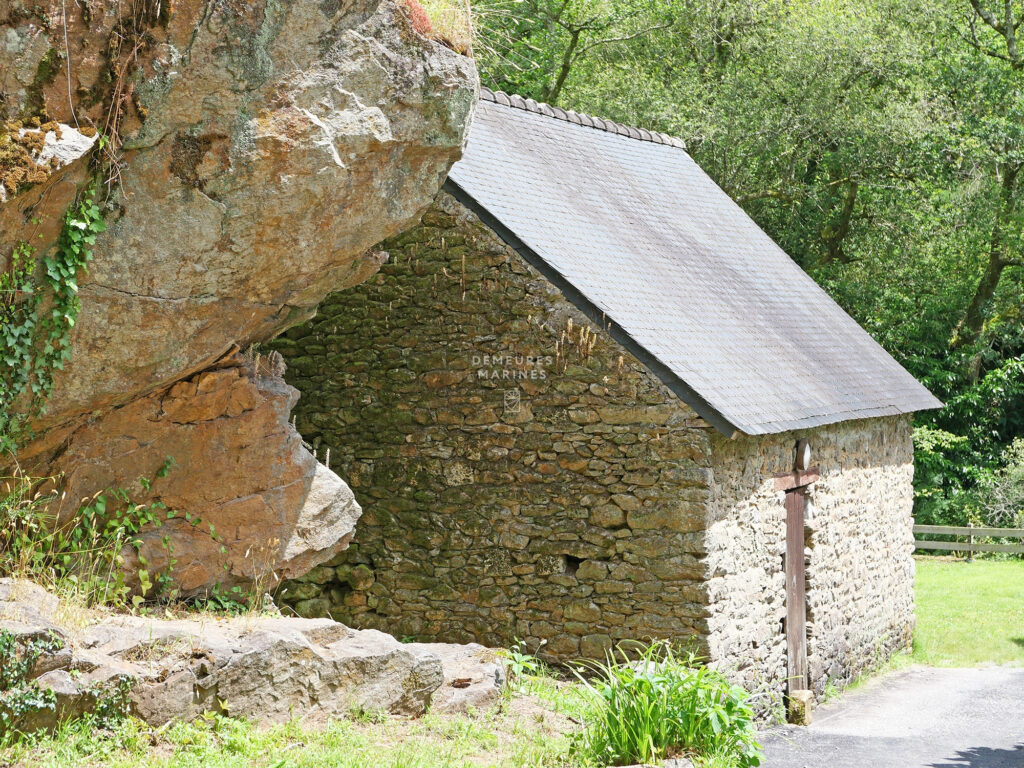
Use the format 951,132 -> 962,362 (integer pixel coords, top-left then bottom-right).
1010,638 -> 1024,649
930,744 -> 1024,767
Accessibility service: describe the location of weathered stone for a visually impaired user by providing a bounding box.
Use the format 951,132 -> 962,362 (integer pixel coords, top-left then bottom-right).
627,504 -> 703,534
564,600 -> 602,623
2,0 -> 477,594
590,504 -> 627,528
403,642 -> 506,714
580,633 -> 613,658
0,579 -> 451,731
787,689 -> 814,726
30,357 -> 362,595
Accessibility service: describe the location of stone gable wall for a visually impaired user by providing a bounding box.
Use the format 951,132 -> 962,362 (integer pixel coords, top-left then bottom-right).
704,415 -> 916,696
268,189 -> 917,692
267,192 -> 716,659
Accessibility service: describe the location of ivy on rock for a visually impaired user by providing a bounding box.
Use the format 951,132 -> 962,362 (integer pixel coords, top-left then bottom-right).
0,184 -> 106,454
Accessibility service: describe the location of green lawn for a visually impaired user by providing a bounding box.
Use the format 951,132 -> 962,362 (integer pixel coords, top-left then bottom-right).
3,706 -> 578,768
913,557 -> 1024,667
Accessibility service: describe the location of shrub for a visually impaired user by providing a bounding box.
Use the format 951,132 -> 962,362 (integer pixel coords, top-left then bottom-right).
982,438 -> 1024,528
571,641 -> 762,767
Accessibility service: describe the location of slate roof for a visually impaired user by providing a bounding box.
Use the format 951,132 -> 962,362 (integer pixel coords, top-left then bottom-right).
445,88 -> 941,436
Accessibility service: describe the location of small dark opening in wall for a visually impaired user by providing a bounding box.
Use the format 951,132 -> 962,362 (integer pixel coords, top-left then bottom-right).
563,555 -> 583,577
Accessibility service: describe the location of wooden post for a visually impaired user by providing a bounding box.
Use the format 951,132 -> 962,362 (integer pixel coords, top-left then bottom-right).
775,465 -> 818,723
784,488 -> 808,694
968,522 -> 974,563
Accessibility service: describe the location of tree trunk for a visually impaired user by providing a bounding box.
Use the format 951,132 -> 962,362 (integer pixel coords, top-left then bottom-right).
542,29 -> 581,104
820,180 -> 858,264
950,163 -> 1020,379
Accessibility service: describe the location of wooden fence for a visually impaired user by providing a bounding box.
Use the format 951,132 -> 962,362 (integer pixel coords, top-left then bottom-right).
913,524 -> 1024,556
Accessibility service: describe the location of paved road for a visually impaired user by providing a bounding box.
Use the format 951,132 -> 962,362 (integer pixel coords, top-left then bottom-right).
759,667 -> 1024,767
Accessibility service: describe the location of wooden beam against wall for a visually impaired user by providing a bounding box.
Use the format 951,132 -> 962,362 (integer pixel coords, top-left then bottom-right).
774,468 -> 819,491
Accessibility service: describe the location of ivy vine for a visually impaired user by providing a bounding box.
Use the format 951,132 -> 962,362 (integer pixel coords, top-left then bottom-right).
0,628 -> 132,742
0,184 -> 106,454
0,241 -> 38,451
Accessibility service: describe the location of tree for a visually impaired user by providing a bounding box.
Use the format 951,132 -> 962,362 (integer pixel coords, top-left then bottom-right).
947,0 -> 1024,380
470,0 -> 1024,522
474,0 -> 670,103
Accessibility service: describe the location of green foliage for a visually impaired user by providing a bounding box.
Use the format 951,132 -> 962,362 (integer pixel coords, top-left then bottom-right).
498,638 -> 547,683
0,628 -> 132,744
0,240 -> 41,454
0,458 -> 204,608
570,641 -> 762,767
35,186 -> 106,403
192,583 -> 249,615
981,438 -> 1024,527
0,183 -> 106,453
0,629 -> 60,741
912,426 -> 981,526
472,0 -> 1024,521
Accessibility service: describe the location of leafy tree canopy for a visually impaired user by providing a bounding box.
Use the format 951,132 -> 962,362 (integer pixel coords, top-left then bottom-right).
473,0 -> 1024,523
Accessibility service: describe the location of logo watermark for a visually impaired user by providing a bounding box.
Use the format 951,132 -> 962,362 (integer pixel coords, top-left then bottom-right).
472,353 -> 554,382
503,388 -> 521,413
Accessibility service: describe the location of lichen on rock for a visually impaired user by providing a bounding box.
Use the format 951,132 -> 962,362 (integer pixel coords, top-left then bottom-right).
0,0 -> 478,594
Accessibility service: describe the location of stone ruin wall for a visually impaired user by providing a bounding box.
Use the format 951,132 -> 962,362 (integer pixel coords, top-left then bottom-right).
268,191 -> 717,660
704,415 -> 916,697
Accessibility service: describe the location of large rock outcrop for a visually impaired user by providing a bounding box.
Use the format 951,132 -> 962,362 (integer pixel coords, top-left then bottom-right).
0,579 -> 506,729
0,0 -> 477,592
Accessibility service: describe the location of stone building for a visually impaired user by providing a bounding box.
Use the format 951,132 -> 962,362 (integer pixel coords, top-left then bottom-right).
269,89 -> 941,698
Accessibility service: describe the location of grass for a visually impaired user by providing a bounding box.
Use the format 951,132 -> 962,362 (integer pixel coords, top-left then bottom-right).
411,0 -> 473,54
1,707 -> 577,768
0,656 -> 749,768
912,556 -> 1024,667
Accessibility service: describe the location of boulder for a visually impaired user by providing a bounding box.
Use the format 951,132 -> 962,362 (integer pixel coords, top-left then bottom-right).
82,616 -> 444,724
0,580 -> 455,729
404,642 -> 506,714
0,0 -> 477,591
43,353 -> 364,593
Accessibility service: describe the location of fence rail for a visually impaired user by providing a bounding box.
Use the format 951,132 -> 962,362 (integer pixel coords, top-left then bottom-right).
913,524 -> 1024,556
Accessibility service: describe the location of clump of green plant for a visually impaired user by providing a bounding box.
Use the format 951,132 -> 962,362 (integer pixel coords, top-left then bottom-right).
0,628 -> 60,740
0,628 -> 133,744
570,641 -> 763,768
0,458 -> 197,608
499,638 -> 547,684
191,583 -> 249,615
982,437 -> 1024,529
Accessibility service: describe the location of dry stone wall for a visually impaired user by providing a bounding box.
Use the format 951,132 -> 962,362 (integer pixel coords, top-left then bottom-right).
270,190 -> 917,693
269,191 -> 716,659
704,415 -> 916,696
